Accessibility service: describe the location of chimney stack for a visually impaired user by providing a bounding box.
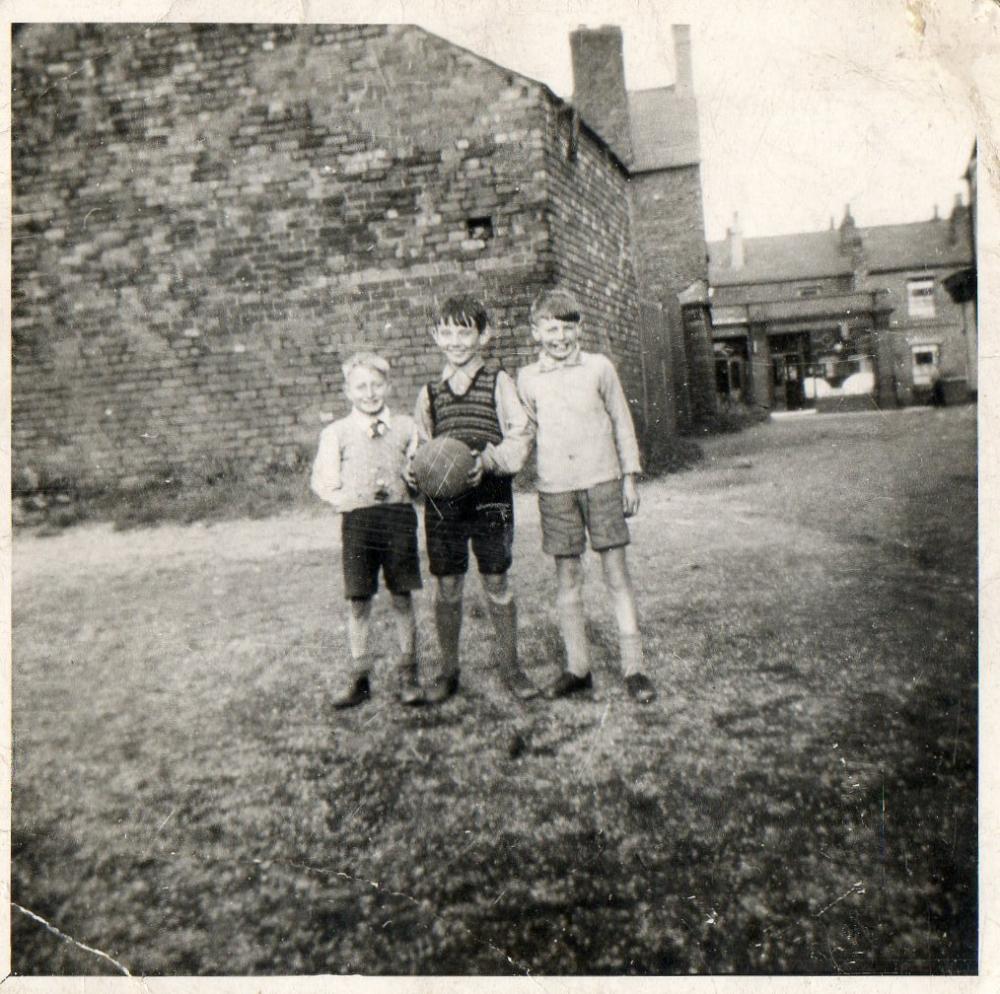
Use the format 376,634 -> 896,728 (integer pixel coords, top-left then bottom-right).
672,24 -> 693,94
839,203 -> 864,282
728,212 -> 744,270
950,191 -> 967,245
570,25 -> 633,164
840,203 -> 861,251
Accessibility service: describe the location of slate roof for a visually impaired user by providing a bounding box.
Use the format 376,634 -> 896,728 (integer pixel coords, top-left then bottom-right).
709,216 -> 973,287
626,86 -> 700,171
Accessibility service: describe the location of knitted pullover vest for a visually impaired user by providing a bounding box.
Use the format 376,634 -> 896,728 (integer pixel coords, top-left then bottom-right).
428,367 -> 503,452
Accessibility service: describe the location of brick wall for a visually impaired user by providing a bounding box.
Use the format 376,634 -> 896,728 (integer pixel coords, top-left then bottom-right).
711,275 -> 853,306
538,101 -> 645,432
12,23 -> 559,489
867,268 -> 973,403
629,165 -> 711,429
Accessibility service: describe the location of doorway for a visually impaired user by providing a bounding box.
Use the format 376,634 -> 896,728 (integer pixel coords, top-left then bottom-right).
769,332 -> 812,411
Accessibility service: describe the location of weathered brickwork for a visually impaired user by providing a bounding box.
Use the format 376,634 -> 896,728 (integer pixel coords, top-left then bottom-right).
13,22 -> 701,490
8,26 -> 534,486
875,268 -> 974,405
539,103 -> 645,429
630,166 -> 711,429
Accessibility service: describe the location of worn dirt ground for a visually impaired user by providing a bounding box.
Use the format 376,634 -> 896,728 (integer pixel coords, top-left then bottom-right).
12,406 -> 977,974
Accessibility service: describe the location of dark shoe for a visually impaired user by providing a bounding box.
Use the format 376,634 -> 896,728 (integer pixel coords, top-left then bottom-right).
396,661 -> 424,706
624,672 -> 657,704
424,672 -> 459,705
332,674 -> 370,709
503,667 -> 540,702
547,670 -> 593,699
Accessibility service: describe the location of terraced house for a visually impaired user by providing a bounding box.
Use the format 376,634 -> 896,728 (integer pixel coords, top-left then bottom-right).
708,197 -> 975,414
12,21 -> 714,492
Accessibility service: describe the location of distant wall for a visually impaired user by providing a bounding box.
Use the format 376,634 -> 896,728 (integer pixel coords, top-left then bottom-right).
13,22 -> 695,491
711,275 -> 853,306
630,165 -> 712,429
12,23 -> 556,488
539,101 -> 645,429
867,268 -> 973,403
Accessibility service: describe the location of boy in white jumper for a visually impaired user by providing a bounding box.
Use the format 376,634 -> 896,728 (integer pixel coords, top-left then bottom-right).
310,352 -> 424,708
517,287 -> 656,703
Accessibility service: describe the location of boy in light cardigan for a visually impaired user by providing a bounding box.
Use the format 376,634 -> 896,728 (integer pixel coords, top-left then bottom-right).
517,287 -> 656,704
310,351 -> 424,708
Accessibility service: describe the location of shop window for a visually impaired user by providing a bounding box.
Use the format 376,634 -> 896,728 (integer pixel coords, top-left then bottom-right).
907,277 -> 936,318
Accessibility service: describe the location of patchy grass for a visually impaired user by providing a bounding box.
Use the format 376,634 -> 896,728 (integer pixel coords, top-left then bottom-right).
11,407 -> 977,974
14,457 -> 314,533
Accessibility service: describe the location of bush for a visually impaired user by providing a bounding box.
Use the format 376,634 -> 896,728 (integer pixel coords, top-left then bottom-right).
642,435 -> 704,476
692,406 -> 769,437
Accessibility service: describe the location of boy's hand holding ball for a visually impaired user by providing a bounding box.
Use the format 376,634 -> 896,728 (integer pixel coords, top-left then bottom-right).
467,452 -> 484,488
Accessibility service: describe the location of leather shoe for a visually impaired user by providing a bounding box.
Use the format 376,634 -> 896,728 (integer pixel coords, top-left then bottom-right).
503,667 -> 540,702
424,672 -> 459,704
624,672 -> 657,704
547,670 -> 593,699
396,661 -> 424,706
332,674 -> 370,709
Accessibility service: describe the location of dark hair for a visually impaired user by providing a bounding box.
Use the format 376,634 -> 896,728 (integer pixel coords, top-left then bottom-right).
437,294 -> 489,332
530,286 -> 582,323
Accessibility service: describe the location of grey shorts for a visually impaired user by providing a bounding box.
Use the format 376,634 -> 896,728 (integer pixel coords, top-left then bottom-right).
538,479 -> 630,557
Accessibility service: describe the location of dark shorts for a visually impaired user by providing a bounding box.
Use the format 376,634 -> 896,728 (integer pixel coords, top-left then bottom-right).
424,476 -> 514,577
538,478 -> 630,557
341,504 -> 422,599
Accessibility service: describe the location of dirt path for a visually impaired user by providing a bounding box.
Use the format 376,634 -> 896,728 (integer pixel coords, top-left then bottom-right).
12,406 -> 978,975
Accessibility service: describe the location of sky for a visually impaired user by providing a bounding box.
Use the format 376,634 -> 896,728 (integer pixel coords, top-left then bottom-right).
8,0 -> 995,242
399,0 -> 984,242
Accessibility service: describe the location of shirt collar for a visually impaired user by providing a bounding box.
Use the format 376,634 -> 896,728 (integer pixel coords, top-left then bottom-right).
537,346 -> 583,372
441,357 -> 484,393
351,406 -> 391,429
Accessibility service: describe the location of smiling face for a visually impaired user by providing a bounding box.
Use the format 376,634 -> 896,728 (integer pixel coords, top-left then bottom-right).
531,316 -> 582,363
344,364 -> 389,416
432,318 -> 491,369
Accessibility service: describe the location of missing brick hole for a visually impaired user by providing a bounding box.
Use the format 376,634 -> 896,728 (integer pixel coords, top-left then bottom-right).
466,216 -> 494,240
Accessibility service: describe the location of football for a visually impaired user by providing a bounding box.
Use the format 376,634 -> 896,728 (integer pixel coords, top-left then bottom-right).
411,436 -> 477,500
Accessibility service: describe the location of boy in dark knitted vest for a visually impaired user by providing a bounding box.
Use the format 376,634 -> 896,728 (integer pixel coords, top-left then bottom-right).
411,295 -> 538,704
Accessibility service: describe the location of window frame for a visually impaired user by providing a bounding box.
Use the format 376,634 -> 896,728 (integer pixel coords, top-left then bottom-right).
906,276 -> 936,319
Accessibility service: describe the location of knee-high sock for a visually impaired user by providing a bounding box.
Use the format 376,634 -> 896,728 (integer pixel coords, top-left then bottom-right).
390,594 -> 416,670
485,595 -> 519,676
347,604 -> 372,679
434,598 -> 463,676
557,589 -> 590,677
619,631 -> 644,677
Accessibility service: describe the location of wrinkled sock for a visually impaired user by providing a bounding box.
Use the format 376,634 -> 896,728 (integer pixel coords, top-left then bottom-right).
486,596 -> 519,676
345,608 -> 371,682
557,590 -> 591,677
619,631 -> 644,678
391,596 -> 417,675
434,598 -> 463,677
